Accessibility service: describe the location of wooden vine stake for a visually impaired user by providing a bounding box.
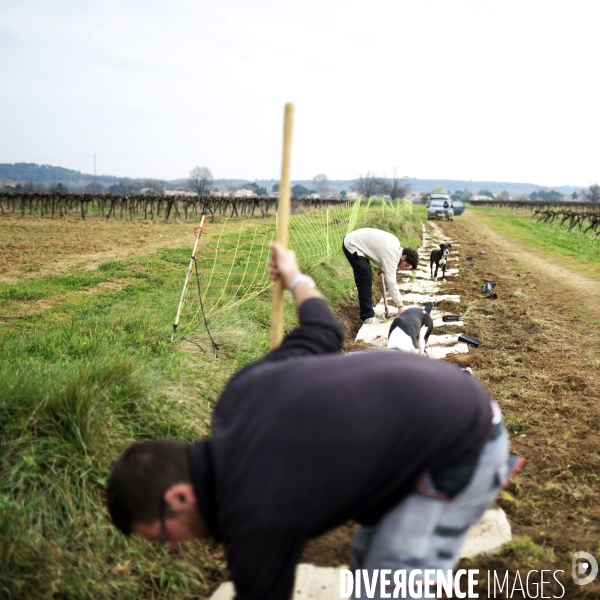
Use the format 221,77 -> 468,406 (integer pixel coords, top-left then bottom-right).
270,103 -> 294,349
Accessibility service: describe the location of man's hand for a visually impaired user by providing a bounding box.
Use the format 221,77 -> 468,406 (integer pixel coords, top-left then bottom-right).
378,267 -> 385,276
268,242 -> 301,291
268,242 -> 323,306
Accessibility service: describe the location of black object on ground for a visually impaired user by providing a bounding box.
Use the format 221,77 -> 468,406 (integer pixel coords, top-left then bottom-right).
465,256 -> 473,261
487,293 -> 499,300
442,315 -> 461,322
458,334 -> 480,348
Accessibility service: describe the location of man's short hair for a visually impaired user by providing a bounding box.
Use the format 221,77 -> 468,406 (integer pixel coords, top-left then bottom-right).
402,248 -> 419,270
106,439 -> 190,535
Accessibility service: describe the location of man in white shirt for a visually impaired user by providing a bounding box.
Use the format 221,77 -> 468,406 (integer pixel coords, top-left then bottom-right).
343,228 -> 419,323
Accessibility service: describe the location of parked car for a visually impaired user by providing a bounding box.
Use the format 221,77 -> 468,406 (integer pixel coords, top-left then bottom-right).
427,194 -> 454,221
452,199 -> 465,216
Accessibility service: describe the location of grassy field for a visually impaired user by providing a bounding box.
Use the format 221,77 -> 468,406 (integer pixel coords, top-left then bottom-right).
466,205 -> 600,279
4,200 -> 600,598
0,204 -> 421,599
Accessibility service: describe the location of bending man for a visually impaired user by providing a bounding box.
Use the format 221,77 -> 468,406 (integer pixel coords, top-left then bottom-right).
343,227 -> 419,324
107,243 -> 519,600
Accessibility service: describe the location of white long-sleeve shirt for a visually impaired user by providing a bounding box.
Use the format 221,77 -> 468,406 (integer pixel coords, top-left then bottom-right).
344,228 -> 403,305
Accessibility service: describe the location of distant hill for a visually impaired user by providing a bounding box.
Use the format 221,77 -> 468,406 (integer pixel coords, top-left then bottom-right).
0,163 -> 119,185
0,164 -> 584,197
225,178 -> 583,197
401,177 -> 582,196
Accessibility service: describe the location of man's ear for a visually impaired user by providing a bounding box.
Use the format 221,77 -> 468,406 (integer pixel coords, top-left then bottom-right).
164,483 -> 197,511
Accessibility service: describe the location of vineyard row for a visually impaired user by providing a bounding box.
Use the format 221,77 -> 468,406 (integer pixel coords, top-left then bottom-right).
531,208 -> 600,235
0,193 -> 350,221
469,199 -> 600,211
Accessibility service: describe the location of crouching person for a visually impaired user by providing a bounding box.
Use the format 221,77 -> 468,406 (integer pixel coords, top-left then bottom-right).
342,227 -> 419,324
107,243 -> 521,600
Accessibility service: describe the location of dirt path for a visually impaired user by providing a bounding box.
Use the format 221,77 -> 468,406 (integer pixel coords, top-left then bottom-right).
298,214 -> 600,598
462,211 -> 600,320
442,215 -> 600,597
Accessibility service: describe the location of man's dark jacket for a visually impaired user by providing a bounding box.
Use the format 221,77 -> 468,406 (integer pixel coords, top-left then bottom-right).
188,298 -> 492,600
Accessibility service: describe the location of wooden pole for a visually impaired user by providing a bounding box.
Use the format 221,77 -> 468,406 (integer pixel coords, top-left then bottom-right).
380,272 -> 390,319
270,103 -> 294,349
172,214 -> 206,341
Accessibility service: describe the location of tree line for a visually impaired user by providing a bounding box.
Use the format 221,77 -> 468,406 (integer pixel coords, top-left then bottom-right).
2,165 -> 416,200
6,163 -> 597,202
450,185 -> 600,203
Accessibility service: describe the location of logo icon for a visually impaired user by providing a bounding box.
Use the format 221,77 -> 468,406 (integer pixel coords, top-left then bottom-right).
572,552 -> 598,585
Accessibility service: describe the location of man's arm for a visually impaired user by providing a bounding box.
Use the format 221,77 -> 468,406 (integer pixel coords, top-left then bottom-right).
226,521 -> 307,600
265,243 -> 344,360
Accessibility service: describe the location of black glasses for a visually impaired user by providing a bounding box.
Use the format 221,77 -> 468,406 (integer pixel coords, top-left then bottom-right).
158,498 -> 168,548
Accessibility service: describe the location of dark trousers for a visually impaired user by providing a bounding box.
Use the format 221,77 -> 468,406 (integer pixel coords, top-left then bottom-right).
343,241 -> 374,320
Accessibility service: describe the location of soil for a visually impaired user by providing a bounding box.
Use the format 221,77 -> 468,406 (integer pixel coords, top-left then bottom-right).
463,213 -> 600,317
301,522 -> 359,567
5,212 -> 600,597
0,215 -> 196,283
298,211 -> 600,598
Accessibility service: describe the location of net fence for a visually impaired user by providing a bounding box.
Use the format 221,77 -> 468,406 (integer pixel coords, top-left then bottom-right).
173,198 -> 411,337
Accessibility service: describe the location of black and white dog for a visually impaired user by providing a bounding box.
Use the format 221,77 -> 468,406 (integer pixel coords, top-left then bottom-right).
430,243 -> 452,279
387,302 -> 434,355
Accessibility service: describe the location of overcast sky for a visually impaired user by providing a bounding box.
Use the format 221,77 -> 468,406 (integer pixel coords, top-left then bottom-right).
1,0 -> 599,186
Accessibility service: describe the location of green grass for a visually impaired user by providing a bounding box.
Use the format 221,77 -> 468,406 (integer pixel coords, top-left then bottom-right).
176,200 -> 422,335
468,207 -> 600,278
0,272 -> 102,303
1,251 -> 219,598
360,205 -> 422,249
500,536 -> 555,568
0,208 -> 422,599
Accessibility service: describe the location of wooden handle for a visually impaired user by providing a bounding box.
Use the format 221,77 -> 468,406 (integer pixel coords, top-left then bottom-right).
270,103 -> 295,349
380,272 -> 389,316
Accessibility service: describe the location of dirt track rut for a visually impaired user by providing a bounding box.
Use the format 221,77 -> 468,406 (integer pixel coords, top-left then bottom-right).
297,213 -> 600,598
462,211 -> 600,319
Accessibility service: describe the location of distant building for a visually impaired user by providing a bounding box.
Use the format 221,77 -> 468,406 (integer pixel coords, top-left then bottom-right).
345,191 -> 359,200
164,189 -> 197,197
234,188 -> 256,198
